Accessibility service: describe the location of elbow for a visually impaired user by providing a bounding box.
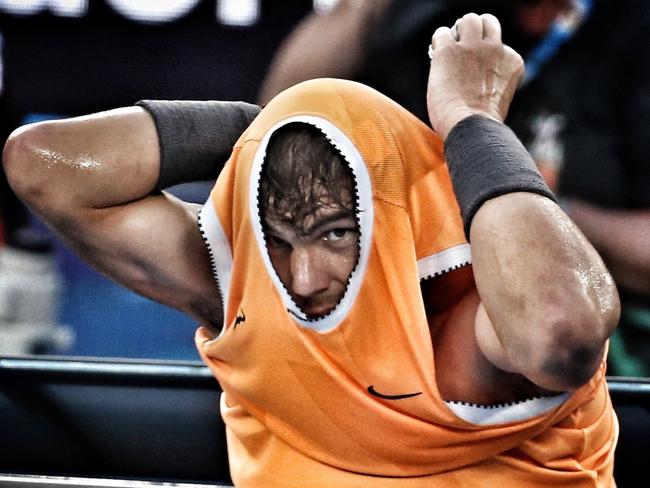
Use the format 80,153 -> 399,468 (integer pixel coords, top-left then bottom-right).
3,126 -> 29,197
535,339 -> 607,391
521,298 -> 620,392
3,121 -> 71,214
3,123 -> 45,204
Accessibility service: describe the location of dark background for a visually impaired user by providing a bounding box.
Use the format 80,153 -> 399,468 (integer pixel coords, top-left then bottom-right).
0,0 -> 313,130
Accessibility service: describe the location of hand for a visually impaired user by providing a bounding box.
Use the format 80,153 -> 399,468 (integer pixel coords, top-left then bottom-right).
426,13 -> 524,139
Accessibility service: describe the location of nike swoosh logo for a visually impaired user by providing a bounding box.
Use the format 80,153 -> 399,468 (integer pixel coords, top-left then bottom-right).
367,385 -> 422,400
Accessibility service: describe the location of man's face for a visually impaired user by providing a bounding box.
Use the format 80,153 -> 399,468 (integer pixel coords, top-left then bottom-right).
263,188 -> 359,318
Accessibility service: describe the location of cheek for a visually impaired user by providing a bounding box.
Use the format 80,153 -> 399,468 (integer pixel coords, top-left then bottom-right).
328,245 -> 359,284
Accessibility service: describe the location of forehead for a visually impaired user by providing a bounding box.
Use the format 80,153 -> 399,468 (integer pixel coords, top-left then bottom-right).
260,128 -> 357,233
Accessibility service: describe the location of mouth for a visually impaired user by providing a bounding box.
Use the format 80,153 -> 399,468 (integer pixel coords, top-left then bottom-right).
304,305 -> 333,318
293,298 -> 337,318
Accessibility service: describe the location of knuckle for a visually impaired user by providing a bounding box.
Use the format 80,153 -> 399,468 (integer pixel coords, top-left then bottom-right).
504,45 -> 524,63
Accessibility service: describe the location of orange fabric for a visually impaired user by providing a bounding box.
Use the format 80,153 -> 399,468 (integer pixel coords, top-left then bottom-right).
196,79 -> 617,487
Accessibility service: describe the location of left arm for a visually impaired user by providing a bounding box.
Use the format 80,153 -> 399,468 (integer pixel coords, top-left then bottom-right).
427,13 -> 620,392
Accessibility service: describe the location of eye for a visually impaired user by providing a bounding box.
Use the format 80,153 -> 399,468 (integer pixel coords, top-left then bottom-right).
324,228 -> 347,241
322,228 -> 358,243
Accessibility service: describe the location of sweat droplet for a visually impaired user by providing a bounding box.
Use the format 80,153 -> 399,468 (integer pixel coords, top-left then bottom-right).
35,147 -> 101,170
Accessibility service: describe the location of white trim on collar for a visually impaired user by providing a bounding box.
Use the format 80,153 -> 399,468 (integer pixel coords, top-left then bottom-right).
445,392 -> 570,426
198,198 -> 232,339
417,243 -> 472,281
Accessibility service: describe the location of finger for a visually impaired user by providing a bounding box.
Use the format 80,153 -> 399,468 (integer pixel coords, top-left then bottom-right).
431,26 -> 455,50
481,13 -> 501,42
457,12 -> 483,43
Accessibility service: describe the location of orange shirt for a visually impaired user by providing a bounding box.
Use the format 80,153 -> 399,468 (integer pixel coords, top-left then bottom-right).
196,79 -> 617,487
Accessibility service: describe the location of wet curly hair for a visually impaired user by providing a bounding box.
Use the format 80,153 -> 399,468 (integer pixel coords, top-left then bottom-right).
260,122 -> 357,233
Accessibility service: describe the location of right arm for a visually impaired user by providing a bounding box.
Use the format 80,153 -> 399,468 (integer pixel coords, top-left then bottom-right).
3,107 -> 232,334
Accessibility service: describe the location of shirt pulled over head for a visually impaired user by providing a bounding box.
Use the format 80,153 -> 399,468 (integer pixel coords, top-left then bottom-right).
195,79 -> 611,484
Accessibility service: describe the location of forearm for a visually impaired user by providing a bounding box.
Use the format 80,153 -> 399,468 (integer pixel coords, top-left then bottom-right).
567,200 -> 650,294
471,192 -> 619,390
3,107 -> 159,215
3,108 -> 167,300
3,100 -> 260,215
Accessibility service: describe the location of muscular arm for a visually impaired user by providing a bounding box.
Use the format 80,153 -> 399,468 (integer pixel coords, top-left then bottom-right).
427,14 -> 619,391
257,0 -> 391,104
2,108 -> 223,332
471,194 -> 619,391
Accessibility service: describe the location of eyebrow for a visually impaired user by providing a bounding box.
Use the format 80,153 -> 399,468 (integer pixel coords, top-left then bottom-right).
302,210 -> 357,236
264,209 -> 357,237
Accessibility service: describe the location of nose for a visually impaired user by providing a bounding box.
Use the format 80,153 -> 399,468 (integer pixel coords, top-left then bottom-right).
289,246 -> 329,298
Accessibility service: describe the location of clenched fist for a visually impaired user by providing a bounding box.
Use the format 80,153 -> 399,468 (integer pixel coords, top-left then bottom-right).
426,13 -> 524,139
